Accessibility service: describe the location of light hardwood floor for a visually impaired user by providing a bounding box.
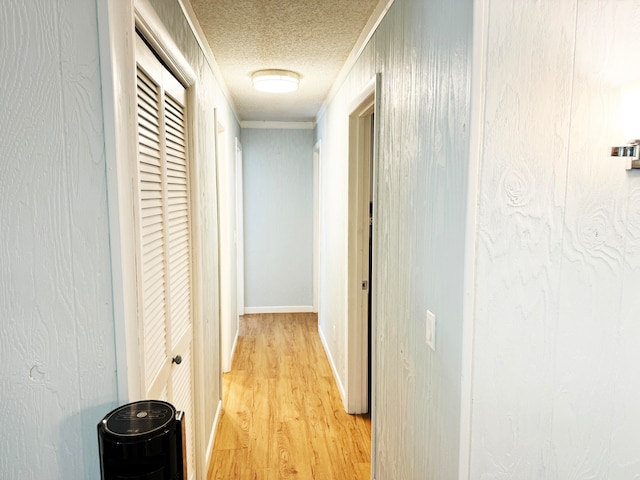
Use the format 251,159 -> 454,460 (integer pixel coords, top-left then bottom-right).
207,313 -> 371,480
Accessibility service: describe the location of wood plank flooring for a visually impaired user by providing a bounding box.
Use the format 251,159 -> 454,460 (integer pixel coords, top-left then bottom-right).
207,313 -> 371,480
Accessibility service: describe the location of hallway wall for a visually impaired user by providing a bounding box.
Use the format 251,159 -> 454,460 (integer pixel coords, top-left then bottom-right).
241,127 -> 314,311
319,0 -> 640,477
0,0 -> 239,477
316,0 -> 473,478
0,1 -> 118,478
469,2 -> 640,478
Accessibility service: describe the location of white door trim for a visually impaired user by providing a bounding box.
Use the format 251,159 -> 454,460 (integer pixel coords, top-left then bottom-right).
97,0 -> 139,402
98,1 -> 206,478
345,75 -> 379,416
235,138 -> 245,318
313,140 -> 322,314
458,1 -> 487,477
134,0 -> 196,85
216,119 -> 235,374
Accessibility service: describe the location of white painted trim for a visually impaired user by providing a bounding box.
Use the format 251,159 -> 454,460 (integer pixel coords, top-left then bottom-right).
313,140 -> 322,314
345,76 -> 377,415
235,138 -> 245,317
369,72 -> 382,480
229,327 -> 239,369
135,0 -> 196,85
243,306 -> 314,314
316,0 -> 395,122
97,0 -> 139,402
216,116 -> 234,374
240,121 -> 315,130
205,399 -> 223,475
176,0 -> 240,124
318,326 -> 347,406
349,0 -> 395,67
184,66 -> 207,480
458,1 -> 487,478
348,76 -> 378,115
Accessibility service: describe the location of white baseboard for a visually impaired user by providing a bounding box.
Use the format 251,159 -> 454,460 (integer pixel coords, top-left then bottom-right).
222,326 -> 239,373
227,329 -> 239,372
205,399 -> 222,473
318,325 -> 346,408
243,305 -> 314,314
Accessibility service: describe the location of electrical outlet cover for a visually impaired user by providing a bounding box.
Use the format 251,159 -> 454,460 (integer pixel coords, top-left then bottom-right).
426,310 -> 435,351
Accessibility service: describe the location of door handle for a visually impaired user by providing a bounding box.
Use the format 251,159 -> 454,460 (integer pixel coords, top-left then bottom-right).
172,355 -> 182,365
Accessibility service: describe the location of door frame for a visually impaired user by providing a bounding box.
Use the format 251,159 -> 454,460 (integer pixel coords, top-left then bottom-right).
98,1 -> 207,478
313,140 -> 322,313
235,138 -> 245,318
346,74 -> 380,415
216,119 -> 231,374
216,124 -> 242,375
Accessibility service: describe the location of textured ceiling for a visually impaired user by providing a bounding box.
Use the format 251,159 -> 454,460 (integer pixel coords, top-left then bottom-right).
188,0 -> 384,122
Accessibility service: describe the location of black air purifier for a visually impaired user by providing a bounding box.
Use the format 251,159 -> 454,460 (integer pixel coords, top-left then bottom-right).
98,400 -> 186,480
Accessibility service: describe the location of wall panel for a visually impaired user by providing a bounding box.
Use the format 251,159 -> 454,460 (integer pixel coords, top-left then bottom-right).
469,1 -> 577,476
316,0 -> 473,477
0,0 -> 118,477
242,128 -> 314,310
470,1 -> 640,478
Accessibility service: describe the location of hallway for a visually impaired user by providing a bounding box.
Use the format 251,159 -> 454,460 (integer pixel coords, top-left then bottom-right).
207,313 -> 371,479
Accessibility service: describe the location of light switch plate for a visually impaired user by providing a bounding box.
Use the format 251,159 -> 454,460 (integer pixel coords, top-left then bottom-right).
426,310 -> 435,351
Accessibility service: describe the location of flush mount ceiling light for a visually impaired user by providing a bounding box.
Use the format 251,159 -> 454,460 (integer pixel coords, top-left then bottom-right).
251,69 -> 299,93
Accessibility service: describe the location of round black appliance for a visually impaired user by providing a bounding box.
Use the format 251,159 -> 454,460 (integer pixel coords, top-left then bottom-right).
98,400 -> 184,480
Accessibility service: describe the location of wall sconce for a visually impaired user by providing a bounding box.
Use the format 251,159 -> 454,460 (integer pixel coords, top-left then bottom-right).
611,143 -> 639,168
611,83 -> 640,169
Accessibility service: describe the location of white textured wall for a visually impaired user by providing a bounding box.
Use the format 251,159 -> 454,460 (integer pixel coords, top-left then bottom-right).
148,0 -> 240,446
0,1 -> 118,478
242,128 -> 314,309
470,1 -> 640,478
316,0 -> 473,477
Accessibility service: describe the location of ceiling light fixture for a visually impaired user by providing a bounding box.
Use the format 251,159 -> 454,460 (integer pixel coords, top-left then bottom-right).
252,69 -> 299,93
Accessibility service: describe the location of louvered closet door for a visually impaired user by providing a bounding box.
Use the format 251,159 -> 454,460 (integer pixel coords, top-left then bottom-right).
134,34 -> 196,480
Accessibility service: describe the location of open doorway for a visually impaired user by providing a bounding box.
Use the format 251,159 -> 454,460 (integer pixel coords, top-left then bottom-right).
346,75 -> 379,415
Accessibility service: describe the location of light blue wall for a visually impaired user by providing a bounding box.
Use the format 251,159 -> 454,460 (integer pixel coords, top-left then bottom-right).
241,128 -> 314,310
0,0 -> 238,477
0,1 -> 118,477
315,0 -> 473,478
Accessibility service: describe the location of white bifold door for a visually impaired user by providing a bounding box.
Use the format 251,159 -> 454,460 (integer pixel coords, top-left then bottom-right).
134,33 -> 196,479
